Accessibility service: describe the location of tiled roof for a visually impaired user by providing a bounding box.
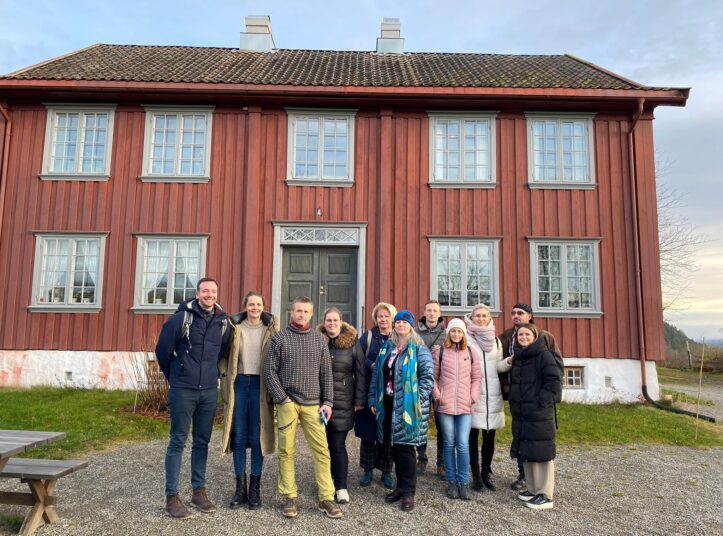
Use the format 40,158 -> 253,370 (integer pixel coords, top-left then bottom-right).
2,44 -> 658,90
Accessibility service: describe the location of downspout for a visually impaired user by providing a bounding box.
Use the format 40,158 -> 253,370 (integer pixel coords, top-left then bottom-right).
0,103 -> 10,250
629,98 -> 715,422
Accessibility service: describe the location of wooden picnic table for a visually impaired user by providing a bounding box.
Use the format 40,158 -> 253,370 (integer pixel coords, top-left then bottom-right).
0,430 -> 86,535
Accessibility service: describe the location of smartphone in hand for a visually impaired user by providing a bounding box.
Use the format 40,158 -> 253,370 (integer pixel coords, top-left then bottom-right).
320,409 -> 329,426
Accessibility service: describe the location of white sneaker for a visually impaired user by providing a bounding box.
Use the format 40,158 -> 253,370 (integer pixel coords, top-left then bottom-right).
335,489 -> 350,504
526,494 -> 554,509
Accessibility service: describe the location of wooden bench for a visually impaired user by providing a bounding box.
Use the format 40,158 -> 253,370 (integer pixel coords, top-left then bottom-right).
0,458 -> 88,536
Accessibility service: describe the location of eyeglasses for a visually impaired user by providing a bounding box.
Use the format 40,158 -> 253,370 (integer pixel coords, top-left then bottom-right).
511,311 -> 529,316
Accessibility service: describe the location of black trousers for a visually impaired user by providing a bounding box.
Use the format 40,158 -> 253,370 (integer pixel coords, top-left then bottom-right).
469,428 -> 496,472
326,428 -> 349,489
392,444 -> 417,496
359,438 -> 394,472
416,406 -> 443,466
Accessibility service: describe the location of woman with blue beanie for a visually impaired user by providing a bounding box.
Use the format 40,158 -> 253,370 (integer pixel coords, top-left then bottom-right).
368,310 -> 433,512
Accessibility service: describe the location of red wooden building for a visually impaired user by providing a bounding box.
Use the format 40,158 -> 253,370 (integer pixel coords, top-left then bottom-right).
0,18 -> 688,400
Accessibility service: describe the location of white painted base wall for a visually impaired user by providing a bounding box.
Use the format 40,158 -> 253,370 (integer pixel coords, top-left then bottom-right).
0,350 -> 148,390
0,351 -> 660,402
561,357 -> 660,403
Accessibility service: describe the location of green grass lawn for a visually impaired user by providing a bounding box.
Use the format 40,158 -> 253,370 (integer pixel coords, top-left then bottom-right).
0,387 -> 168,459
434,403 -> 722,449
657,366 -> 723,385
1,386 -> 720,462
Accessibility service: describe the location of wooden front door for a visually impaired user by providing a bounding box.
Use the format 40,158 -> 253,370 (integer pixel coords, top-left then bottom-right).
281,247 -> 357,327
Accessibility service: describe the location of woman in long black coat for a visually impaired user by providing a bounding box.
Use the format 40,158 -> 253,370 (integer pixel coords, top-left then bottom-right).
318,307 -> 366,505
509,323 -> 562,510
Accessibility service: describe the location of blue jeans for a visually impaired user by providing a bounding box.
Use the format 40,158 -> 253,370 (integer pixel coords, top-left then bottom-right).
165,387 -> 217,496
437,412 -> 472,484
232,374 -> 263,476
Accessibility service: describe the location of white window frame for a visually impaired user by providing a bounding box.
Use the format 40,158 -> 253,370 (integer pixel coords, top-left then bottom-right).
140,106 -> 214,183
132,234 -> 208,313
286,108 -> 356,186
563,366 -> 584,389
429,238 -> 500,315
40,104 -> 116,181
29,232 -> 108,312
526,113 -> 596,188
428,112 -> 497,188
529,238 -> 602,317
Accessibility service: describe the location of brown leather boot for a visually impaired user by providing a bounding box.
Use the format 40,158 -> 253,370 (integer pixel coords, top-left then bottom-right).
191,487 -> 217,513
165,493 -> 192,519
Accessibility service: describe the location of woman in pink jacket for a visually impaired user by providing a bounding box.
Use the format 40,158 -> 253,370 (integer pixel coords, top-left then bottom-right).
431,318 -> 482,500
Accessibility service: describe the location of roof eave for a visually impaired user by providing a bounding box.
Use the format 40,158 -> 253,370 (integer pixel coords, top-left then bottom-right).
0,79 -> 690,107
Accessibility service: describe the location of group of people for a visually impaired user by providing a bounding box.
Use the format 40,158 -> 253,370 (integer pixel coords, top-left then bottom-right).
155,278 -> 563,521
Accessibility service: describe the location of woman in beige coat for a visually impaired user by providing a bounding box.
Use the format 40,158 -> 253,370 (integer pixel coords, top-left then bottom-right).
219,291 -> 278,510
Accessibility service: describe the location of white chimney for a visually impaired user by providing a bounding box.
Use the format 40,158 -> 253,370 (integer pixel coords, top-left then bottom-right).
376,18 -> 404,53
240,15 -> 275,52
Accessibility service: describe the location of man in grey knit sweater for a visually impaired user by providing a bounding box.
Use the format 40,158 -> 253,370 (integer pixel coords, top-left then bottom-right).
263,297 -> 342,519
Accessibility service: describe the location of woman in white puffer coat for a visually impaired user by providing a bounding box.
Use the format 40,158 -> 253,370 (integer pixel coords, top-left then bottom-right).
464,303 -> 511,492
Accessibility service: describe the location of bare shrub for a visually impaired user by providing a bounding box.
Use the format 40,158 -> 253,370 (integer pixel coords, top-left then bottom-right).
129,336 -> 169,416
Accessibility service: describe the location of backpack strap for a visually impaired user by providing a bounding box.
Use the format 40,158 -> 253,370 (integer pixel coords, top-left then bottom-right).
181,312 -> 193,348
364,331 -> 372,360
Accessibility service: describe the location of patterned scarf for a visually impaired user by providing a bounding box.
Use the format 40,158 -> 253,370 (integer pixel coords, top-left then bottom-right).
374,338 -> 421,441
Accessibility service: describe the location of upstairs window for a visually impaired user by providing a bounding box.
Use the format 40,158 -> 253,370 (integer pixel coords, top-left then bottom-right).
41,105 -> 115,180
133,236 -> 207,311
140,106 -> 213,182
286,109 -> 356,185
526,114 -> 595,187
429,113 -> 496,186
30,233 -> 107,311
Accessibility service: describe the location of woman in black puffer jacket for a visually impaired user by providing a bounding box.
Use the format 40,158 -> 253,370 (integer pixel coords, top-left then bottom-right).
317,307 -> 366,505
509,323 -> 561,510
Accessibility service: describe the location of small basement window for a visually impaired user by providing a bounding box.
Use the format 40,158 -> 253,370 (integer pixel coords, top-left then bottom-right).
563,366 -> 584,388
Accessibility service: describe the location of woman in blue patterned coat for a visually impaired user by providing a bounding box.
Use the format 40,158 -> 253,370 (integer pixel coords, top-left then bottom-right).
368,310 -> 433,513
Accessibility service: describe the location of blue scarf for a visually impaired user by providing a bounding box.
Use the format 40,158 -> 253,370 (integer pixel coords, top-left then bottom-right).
374,338 -> 421,441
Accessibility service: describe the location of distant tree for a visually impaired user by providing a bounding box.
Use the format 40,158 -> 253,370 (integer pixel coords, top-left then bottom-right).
656,156 -> 707,313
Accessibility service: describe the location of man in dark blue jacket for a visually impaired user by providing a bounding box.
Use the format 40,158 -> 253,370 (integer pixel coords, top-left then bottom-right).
155,277 -> 230,519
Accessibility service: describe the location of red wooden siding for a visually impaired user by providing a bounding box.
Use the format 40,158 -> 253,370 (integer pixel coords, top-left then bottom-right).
0,104 -> 665,360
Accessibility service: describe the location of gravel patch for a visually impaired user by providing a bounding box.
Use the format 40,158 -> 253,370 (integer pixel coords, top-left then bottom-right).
2,432 -> 721,535
660,381 -> 723,423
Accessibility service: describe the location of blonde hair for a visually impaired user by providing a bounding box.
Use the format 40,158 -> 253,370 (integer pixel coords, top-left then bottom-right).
371,302 -> 398,325
390,328 -> 424,348
471,303 -> 490,316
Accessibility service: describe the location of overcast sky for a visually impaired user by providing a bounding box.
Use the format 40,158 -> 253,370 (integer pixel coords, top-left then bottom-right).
2,0 -> 721,340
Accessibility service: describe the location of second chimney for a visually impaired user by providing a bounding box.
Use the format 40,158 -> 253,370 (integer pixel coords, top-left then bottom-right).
376,18 -> 404,53
240,15 -> 275,52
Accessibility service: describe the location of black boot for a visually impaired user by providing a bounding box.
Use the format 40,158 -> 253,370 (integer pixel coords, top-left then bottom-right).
469,464 -> 484,491
482,466 -> 497,491
229,474 -> 247,509
471,465 -> 484,491
248,474 -> 261,510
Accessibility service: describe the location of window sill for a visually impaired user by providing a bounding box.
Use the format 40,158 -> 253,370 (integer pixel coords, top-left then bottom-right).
285,178 -> 354,188
28,305 -> 102,313
533,310 -> 603,318
429,181 -> 496,189
440,307 -> 502,317
131,306 -> 179,314
138,176 -> 210,183
39,174 -> 110,182
528,182 -> 596,190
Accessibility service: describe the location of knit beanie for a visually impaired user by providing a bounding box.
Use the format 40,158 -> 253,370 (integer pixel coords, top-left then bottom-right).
512,303 -> 533,314
394,310 -> 415,326
446,318 -> 467,336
